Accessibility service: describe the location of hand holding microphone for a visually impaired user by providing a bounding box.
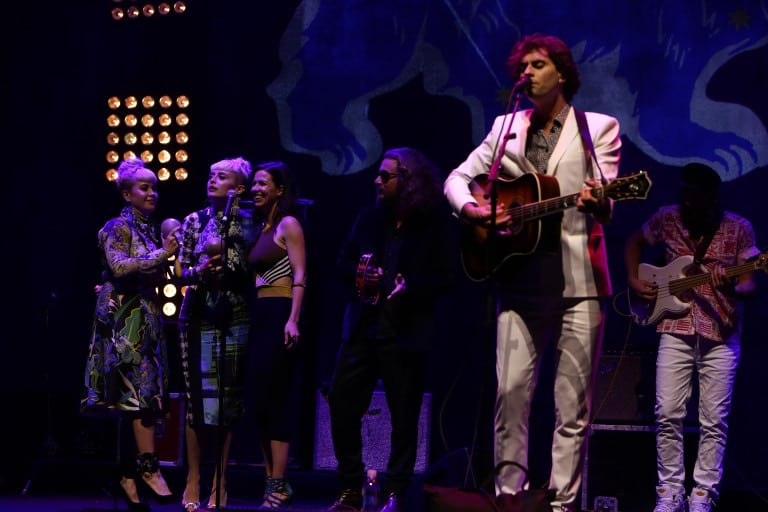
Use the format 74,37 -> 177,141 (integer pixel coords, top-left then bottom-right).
161,218 -> 182,254
200,235 -> 224,280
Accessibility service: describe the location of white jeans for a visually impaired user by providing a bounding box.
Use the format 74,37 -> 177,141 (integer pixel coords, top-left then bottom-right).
655,333 -> 740,499
494,298 -> 605,507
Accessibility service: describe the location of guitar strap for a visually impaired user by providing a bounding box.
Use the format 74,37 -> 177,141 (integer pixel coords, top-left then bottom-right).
573,108 -> 612,296
574,108 -> 607,185
693,232 -> 715,264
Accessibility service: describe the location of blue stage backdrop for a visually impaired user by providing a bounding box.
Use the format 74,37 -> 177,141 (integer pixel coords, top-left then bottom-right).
6,0 -> 767,500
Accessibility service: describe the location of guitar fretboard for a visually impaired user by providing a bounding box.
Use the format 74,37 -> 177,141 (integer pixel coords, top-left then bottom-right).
507,192 -> 581,222
668,258 -> 764,295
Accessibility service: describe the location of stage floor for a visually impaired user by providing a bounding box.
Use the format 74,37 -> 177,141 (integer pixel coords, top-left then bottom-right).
2,459 -> 766,512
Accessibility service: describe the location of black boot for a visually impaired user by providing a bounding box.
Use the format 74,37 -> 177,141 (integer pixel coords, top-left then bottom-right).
114,459 -> 150,512
136,452 -> 175,504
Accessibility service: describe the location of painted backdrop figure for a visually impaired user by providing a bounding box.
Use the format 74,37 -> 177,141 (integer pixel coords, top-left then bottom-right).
443,34 -> 621,511
327,147 -> 455,512
624,164 -> 760,512
82,158 -> 179,511
246,161 -> 307,509
176,157 -> 255,511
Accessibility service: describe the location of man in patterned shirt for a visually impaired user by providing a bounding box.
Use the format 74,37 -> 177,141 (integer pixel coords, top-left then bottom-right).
624,163 -> 761,512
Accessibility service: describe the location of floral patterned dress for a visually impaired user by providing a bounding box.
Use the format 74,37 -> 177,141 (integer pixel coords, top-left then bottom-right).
81,205 -> 171,415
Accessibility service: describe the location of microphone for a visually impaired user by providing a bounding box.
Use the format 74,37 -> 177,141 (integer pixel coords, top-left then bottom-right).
513,75 -> 530,90
161,218 -> 182,243
222,189 -> 238,223
205,236 -> 224,257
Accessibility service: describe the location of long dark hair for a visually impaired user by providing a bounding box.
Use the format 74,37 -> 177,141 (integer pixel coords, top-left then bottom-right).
382,147 -> 443,218
251,161 -> 298,226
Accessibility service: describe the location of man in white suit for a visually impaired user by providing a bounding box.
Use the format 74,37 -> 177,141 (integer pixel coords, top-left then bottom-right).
444,33 -> 621,512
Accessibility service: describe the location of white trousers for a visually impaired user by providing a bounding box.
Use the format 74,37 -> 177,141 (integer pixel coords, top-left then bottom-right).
494,299 -> 605,507
655,333 -> 739,499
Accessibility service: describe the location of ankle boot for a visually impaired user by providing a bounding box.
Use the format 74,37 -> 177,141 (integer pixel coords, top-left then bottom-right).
113,461 -> 150,512
136,452 -> 175,504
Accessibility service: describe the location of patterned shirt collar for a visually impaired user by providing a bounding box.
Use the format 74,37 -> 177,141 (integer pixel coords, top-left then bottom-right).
526,104 -> 571,173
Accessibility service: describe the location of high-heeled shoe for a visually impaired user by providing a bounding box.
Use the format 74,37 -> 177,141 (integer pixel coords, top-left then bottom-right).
259,476 -> 293,509
181,501 -> 200,512
181,485 -> 201,512
114,476 -> 151,512
207,484 -> 228,509
137,452 -> 176,504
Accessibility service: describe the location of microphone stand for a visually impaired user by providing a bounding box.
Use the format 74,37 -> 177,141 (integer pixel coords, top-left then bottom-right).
484,81 -> 526,293
21,292 -> 58,496
213,195 -> 238,511
470,81 -> 527,479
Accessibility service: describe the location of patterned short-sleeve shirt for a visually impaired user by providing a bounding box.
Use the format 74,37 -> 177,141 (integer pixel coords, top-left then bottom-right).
642,205 -> 759,342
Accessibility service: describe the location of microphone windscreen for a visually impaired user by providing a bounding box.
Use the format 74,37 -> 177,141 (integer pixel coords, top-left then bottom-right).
205,236 -> 224,256
161,218 -> 182,239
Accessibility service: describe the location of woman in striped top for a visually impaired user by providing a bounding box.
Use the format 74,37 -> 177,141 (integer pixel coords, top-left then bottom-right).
246,161 -> 307,509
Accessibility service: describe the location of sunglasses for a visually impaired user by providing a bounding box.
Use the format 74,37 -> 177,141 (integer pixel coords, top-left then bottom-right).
376,170 -> 399,183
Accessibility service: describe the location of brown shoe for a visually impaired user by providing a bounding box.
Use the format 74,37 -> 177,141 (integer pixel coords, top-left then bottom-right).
327,488 -> 362,511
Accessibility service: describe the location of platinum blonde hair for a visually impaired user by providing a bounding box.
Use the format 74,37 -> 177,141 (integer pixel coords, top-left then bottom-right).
116,158 -> 156,191
211,157 -> 253,185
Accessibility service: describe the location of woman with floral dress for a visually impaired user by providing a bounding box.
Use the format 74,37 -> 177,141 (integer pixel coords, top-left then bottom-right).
82,157 -> 180,511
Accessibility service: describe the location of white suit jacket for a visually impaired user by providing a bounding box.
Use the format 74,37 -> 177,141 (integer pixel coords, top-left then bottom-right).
444,107 -> 621,298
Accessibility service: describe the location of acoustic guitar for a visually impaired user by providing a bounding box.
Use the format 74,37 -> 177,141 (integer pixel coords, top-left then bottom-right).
461,171 -> 652,281
629,252 -> 767,326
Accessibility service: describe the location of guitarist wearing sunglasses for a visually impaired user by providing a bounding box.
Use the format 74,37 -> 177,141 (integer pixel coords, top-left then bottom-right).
327,147 -> 456,512
624,163 -> 761,512
444,33 -> 622,512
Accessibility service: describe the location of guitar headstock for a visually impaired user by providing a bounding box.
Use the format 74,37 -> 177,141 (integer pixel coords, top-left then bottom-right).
604,170 -> 653,201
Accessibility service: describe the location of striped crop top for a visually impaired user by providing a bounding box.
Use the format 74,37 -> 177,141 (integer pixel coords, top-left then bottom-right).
247,227 -> 292,288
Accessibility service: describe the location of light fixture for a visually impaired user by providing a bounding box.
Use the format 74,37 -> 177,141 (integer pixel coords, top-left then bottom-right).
111,1 -> 187,21
159,259 -> 185,320
105,94 -> 191,182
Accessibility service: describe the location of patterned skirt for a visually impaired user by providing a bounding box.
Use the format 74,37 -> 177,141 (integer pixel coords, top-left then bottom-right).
178,287 -> 250,427
82,282 -> 169,416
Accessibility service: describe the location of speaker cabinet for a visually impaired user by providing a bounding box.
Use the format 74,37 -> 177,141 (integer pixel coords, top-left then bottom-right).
313,390 -> 431,473
592,353 -> 655,424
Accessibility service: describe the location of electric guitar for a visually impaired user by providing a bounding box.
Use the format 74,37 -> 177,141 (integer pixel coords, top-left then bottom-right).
629,252 -> 768,326
460,171 -> 653,281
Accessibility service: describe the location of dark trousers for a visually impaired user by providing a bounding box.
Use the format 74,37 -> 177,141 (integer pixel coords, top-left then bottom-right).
328,333 -> 426,494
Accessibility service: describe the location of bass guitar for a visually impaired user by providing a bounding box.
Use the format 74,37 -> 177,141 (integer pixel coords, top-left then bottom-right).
461,171 -> 652,281
629,252 -> 767,326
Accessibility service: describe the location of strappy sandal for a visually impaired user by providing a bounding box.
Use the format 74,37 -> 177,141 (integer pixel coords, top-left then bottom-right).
181,485 -> 200,512
207,485 -> 228,509
182,501 -> 200,512
260,476 -> 294,509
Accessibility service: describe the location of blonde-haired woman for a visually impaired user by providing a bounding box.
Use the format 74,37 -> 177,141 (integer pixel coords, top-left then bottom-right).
82,158 -> 180,511
176,157 -> 256,511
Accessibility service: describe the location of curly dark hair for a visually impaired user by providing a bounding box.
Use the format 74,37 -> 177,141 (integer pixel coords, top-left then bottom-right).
382,147 -> 443,218
505,33 -> 581,102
